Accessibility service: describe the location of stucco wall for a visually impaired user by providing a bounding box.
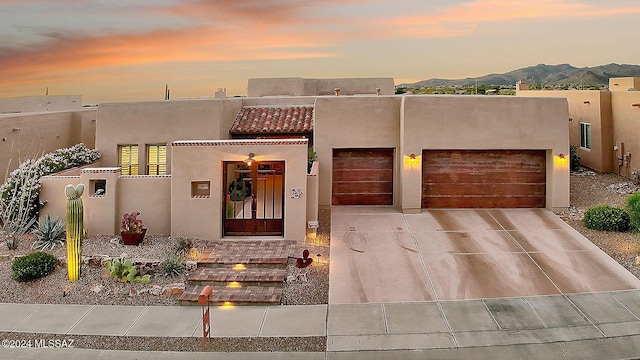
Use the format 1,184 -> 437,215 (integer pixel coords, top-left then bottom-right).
95,99 -> 242,173
516,90 -> 613,172
313,96 -> 401,208
248,78 -> 395,97
610,77 -> 640,92
0,109 -> 97,179
170,139 -> 308,241
40,168 -> 171,235
611,91 -> 640,178
0,95 -> 83,114
117,176 -> 172,235
400,95 -> 570,212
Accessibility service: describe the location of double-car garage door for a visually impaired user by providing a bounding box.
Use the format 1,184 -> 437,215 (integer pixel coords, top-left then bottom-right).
422,150 -> 546,208
332,148 -> 546,208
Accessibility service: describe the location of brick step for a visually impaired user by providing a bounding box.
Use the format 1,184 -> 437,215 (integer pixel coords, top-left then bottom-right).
188,267 -> 286,286
178,285 -> 282,306
197,258 -> 288,268
197,240 -> 291,268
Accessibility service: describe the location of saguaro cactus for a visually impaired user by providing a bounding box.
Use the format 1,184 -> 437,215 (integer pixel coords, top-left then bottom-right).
65,184 -> 84,282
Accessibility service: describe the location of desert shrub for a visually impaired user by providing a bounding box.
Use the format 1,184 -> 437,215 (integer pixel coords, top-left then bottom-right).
12,251 -> 57,281
570,144 -> 581,171
32,215 -> 66,250
584,205 -> 630,232
0,143 -> 100,221
159,256 -> 185,277
172,235 -> 193,256
626,193 -> 640,232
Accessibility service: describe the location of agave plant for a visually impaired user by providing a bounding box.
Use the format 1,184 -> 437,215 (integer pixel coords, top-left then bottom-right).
31,215 -> 66,250
159,256 -> 185,278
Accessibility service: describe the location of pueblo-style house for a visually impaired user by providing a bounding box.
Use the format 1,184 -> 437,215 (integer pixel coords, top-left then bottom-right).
30,77 -> 570,242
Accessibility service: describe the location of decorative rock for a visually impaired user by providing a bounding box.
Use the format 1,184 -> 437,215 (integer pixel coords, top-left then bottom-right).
110,237 -> 121,245
185,260 -> 197,271
138,288 -> 150,295
161,283 -> 185,296
150,285 -> 162,296
90,284 -> 104,293
287,275 -> 296,283
129,287 -> 138,297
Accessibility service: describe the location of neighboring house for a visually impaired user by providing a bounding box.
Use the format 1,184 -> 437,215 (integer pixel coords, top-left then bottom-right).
0,95 -> 96,178
39,78 -> 570,242
516,77 -> 640,177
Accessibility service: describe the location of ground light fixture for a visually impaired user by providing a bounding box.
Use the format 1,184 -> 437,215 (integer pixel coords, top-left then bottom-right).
243,152 -> 255,166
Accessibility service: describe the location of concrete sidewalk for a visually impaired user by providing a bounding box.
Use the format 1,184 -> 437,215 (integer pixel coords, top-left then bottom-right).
4,290 -> 640,358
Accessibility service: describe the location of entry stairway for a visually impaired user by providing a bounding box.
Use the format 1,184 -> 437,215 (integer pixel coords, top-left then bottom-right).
178,240 -> 293,306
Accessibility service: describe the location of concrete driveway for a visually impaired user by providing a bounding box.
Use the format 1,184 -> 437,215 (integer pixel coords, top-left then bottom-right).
329,207 -> 640,304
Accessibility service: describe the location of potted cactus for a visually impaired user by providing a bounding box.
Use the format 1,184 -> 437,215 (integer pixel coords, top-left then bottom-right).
120,211 -> 146,245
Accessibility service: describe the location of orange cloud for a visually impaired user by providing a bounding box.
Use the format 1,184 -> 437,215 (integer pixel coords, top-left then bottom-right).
0,23 -> 336,90
378,0 -> 640,38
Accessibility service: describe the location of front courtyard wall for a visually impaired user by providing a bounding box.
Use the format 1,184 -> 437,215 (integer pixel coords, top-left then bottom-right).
400,95 -> 570,211
170,139 -> 308,241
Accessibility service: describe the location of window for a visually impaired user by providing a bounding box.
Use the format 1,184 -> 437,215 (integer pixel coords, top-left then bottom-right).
580,122 -> 591,149
119,145 -> 139,175
147,145 -> 167,175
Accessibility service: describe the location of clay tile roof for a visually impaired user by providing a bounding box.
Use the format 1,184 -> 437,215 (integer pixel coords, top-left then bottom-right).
229,106 -> 314,134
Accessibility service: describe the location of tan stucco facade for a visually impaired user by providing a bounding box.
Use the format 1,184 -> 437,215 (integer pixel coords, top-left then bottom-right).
517,77 -> 640,176
36,77 -> 572,240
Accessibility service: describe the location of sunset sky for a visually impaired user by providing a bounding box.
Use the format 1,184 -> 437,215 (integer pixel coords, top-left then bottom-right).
1,0 -> 639,104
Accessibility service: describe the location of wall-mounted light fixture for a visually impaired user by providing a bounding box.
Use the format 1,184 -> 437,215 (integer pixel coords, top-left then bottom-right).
632,103 -> 640,108
243,152 -> 255,167
409,153 -> 416,164
556,153 -> 567,164
583,101 -> 590,104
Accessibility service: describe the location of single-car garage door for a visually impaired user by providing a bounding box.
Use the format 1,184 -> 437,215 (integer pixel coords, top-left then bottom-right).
422,150 -> 546,208
332,148 -> 393,205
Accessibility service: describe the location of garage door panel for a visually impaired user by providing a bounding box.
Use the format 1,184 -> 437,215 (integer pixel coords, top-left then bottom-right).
422,150 -> 546,208
333,181 -> 394,194
424,172 -> 546,184
333,158 -> 393,170
333,169 -> 393,182
332,148 -> 394,206
423,183 -> 546,196
332,193 -> 394,206
422,196 -> 546,208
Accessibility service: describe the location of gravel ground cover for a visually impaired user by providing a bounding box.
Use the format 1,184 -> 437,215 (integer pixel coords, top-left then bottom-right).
2,173 -> 640,353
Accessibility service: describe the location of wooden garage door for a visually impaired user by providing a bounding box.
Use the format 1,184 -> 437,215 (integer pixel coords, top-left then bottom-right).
332,148 -> 394,205
422,150 -> 546,208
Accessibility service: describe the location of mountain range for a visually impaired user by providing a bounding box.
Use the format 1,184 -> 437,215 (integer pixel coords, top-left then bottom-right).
398,63 -> 640,88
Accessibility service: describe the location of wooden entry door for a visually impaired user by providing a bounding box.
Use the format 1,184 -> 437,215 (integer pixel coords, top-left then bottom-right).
223,161 -> 284,236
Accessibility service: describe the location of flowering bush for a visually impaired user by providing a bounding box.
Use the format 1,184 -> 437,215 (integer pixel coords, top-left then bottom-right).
0,143 -> 100,223
121,211 -> 145,234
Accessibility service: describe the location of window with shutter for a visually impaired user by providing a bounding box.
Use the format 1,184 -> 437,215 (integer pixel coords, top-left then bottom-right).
147,145 -> 167,175
119,145 -> 139,175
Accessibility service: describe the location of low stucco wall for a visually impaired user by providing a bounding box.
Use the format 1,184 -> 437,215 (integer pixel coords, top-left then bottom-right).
40,169 -> 171,235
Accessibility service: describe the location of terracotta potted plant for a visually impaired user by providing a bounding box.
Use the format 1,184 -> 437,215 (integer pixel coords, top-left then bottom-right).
120,211 -> 146,245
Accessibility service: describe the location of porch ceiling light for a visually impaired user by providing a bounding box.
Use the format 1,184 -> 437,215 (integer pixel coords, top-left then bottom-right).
243,152 -> 255,166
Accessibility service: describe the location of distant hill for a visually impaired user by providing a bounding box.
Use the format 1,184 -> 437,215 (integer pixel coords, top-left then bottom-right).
399,63 -> 640,88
